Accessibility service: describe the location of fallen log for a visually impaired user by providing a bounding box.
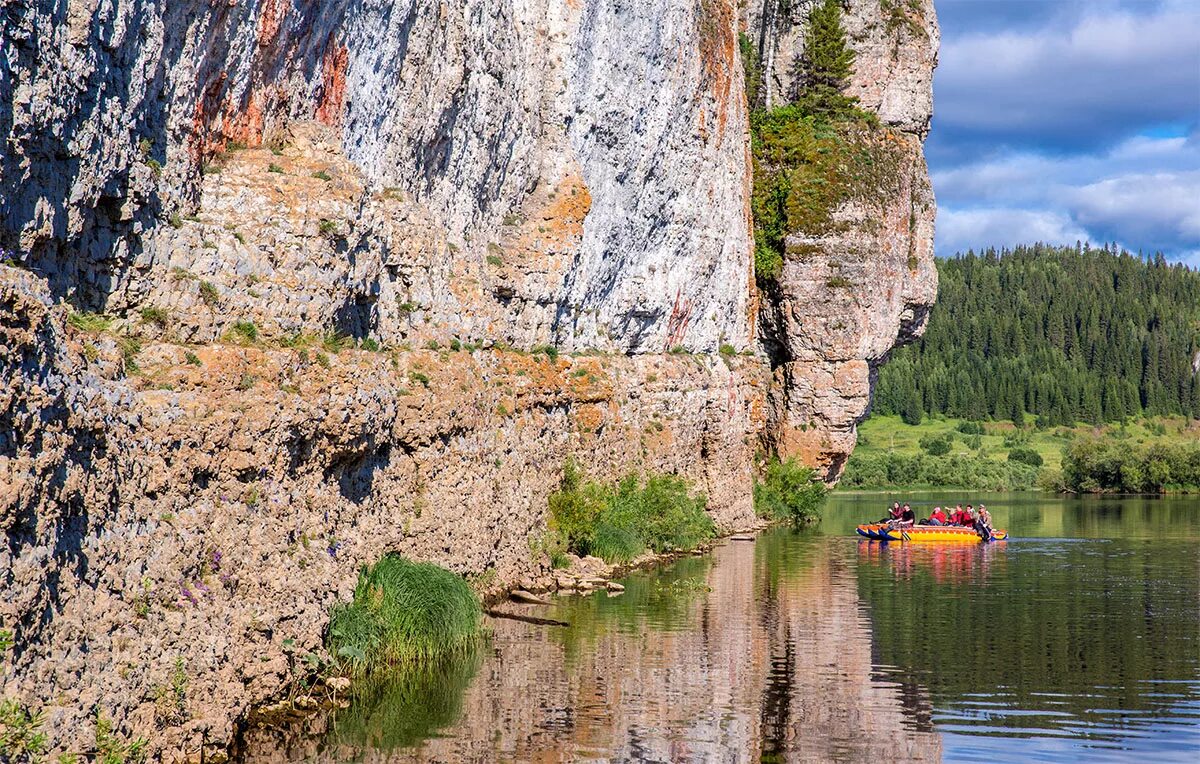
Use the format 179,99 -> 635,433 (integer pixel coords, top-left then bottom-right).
485,609 -> 569,627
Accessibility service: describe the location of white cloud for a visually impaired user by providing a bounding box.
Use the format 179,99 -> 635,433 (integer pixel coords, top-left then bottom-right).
936,208 -> 1092,255
1070,172 -> 1200,243
932,131 -> 1200,258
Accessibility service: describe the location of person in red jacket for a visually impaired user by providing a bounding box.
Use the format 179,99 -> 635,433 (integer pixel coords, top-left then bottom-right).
950,504 -> 969,526
928,506 -> 948,526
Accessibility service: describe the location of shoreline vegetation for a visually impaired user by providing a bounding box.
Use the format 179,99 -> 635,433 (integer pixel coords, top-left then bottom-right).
841,414 -> 1200,494
326,555 -> 486,677
313,459 -> 829,684
548,457 -> 829,565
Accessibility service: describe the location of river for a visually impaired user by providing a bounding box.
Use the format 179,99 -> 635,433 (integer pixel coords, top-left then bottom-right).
240,493 -> 1200,762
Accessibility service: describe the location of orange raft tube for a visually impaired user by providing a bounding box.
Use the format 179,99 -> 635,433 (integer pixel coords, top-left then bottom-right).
855,524 -> 1008,543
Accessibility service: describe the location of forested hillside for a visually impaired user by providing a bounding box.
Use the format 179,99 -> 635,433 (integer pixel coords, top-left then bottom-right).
874,244 -> 1200,425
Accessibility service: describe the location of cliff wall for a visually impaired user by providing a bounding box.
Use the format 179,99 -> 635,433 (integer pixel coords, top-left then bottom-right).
0,0 -> 937,756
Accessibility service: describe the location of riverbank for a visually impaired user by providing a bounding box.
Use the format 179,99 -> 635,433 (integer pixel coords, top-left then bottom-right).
0,270 -> 766,760
841,414 -> 1200,492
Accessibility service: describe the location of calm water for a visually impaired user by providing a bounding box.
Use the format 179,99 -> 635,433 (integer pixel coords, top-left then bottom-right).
242,494 -> 1200,762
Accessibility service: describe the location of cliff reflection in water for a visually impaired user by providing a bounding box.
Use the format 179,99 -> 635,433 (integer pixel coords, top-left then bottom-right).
240,531 -> 940,762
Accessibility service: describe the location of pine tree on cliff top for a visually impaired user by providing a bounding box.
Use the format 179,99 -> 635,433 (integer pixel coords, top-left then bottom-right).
798,0 -> 858,116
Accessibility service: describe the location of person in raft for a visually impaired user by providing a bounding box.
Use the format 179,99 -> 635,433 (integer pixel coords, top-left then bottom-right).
976,504 -> 994,540
897,503 -> 917,527
953,505 -> 976,526
927,506 -> 948,526
879,502 -> 904,524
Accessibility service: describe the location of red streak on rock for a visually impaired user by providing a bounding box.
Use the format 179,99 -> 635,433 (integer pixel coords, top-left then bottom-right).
315,39 -> 349,128
257,0 -> 289,51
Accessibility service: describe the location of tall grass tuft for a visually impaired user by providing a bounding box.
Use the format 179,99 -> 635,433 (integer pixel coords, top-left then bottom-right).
548,461 -> 715,563
327,555 -> 484,676
753,458 -> 827,525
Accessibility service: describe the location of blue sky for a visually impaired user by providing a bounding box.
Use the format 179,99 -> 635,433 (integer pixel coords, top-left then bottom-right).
929,0 -> 1200,263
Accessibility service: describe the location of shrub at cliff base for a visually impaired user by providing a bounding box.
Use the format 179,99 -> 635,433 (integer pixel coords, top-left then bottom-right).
327,555 -> 483,676
548,462 -> 716,563
753,458 -> 827,525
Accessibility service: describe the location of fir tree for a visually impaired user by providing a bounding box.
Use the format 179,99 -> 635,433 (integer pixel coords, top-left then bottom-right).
874,244 -> 1200,425
797,0 -> 858,117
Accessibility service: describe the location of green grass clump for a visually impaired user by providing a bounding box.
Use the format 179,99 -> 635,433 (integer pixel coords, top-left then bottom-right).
226,320 -> 258,344
0,700 -> 48,760
268,163 -> 284,174
753,458 -> 827,525
719,343 -> 736,357
531,344 -> 559,362
117,336 -> 142,373
322,331 -> 351,352
327,555 -> 484,675
199,280 -> 220,307
93,712 -> 147,764
67,311 -> 114,332
548,460 -> 715,563
312,170 -> 331,181
139,306 -> 170,328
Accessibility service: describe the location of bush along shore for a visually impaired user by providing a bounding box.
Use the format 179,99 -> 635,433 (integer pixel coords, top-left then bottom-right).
326,555 -> 486,676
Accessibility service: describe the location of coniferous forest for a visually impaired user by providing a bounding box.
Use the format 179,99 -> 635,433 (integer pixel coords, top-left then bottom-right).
874,244 -> 1200,426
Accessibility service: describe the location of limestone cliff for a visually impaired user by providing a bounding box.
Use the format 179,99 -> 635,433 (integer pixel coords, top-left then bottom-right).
0,0 -> 936,756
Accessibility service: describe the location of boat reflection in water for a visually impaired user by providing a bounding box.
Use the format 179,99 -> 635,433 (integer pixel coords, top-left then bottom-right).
856,538 -> 1008,585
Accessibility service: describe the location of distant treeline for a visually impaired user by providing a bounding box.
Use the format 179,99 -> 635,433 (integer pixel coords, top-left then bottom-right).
875,244 -> 1200,426
840,451 -> 1039,492
1059,439 -> 1200,494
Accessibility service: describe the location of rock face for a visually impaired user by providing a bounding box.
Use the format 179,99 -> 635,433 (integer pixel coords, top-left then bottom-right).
0,269 -> 765,756
0,0 -> 937,755
746,0 -> 939,479
2,0 -> 752,354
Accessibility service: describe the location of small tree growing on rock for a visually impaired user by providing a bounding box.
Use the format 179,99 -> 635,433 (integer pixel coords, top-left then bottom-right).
795,0 -> 859,117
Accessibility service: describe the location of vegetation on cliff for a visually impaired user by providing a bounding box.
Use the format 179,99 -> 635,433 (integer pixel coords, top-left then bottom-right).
875,245 -> 1200,426
327,556 -> 484,676
0,703 -> 147,763
548,461 -> 715,563
753,458 -> 827,524
745,0 -> 899,282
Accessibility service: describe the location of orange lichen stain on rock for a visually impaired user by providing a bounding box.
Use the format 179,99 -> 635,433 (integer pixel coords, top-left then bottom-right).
511,174 -> 592,256
696,0 -> 736,141
574,403 -> 605,434
189,75 -> 275,162
221,88 -> 267,148
315,39 -> 349,128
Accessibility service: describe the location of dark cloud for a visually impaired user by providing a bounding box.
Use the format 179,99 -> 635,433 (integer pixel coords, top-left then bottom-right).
929,0 -> 1200,261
